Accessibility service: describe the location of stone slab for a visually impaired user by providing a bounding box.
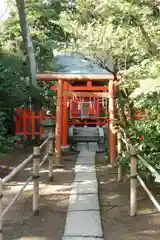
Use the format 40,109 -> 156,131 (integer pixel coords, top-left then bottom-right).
76,158 -> 95,165
75,165 -> 95,173
88,142 -> 99,152
77,155 -> 95,159
63,237 -> 103,240
71,181 -> 98,195
76,156 -> 95,158
74,171 -> 97,182
63,211 -> 103,237
68,194 -> 99,211
76,143 -> 89,152
77,156 -> 95,158
78,152 -> 95,158
76,160 -> 95,166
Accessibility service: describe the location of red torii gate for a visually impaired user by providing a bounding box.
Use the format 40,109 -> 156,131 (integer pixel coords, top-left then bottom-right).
36,73 -> 120,166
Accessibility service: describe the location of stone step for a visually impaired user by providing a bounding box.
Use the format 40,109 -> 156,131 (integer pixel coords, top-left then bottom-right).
68,194 -> 99,211
78,152 -> 95,158
63,237 -> 103,240
76,158 -> 95,165
71,181 -> 98,195
63,211 -> 103,237
75,165 -> 95,173
74,171 -> 97,182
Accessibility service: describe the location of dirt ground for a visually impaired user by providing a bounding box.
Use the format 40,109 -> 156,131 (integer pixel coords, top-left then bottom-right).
1,147 -> 76,240
96,153 -> 160,240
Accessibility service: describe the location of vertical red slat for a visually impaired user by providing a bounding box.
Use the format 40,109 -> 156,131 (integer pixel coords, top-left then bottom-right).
15,109 -> 20,134
40,111 -> 44,135
23,108 -> 27,140
32,110 -> 35,139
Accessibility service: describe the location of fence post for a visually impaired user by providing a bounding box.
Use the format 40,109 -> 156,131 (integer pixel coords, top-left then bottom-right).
130,146 -> 137,216
0,179 -> 3,240
117,132 -> 122,182
48,133 -> 54,181
33,146 -> 40,215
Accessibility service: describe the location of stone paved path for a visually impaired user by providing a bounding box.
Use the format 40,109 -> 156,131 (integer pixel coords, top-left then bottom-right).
62,151 -> 103,240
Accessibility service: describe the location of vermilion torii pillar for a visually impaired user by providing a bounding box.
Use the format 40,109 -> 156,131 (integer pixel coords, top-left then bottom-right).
55,79 -> 63,167
109,80 -> 116,165
36,73 -> 120,166
62,81 -> 69,148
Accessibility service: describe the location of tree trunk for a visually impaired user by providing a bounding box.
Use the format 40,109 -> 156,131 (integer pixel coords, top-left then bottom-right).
15,0 -> 38,88
132,16 -> 158,56
15,0 -> 41,144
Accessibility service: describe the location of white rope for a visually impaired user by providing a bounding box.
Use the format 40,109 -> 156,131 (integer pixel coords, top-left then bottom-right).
137,175 -> 160,212
2,176 -> 32,217
39,136 -> 50,150
2,154 -> 33,184
40,153 -> 49,167
138,155 -> 160,182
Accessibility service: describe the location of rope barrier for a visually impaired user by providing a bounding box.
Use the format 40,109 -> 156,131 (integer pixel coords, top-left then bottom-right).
2,176 -> 32,217
137,175 -> 160,212
137,154 -> 160,183
118,130 -> 160,215
2,154 -> 34,184
0,135 -> 54,239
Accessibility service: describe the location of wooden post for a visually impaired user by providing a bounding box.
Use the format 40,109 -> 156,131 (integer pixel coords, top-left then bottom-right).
0,179 -> 3,240
55,79 -> 63,167
130,146 -> 137,216
62,81 -> 69,147
48,133 -> 54,181
33,146 -> 40,215
117,132 -> 122,182
109,80 -> 116,165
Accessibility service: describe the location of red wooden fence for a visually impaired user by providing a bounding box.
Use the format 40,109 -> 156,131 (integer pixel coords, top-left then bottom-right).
15,108 -> 55,138
14,107 -> 149,138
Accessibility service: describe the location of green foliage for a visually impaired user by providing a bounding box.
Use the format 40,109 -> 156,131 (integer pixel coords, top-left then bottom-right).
0,50 -> 29,108
0,111 -> 14,155
60,0 -> 160,179
118,88 -> 160,180
59,0 -> 160,68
